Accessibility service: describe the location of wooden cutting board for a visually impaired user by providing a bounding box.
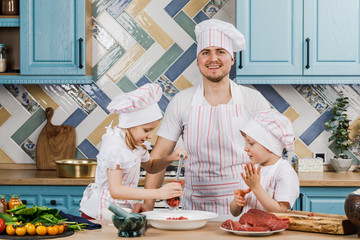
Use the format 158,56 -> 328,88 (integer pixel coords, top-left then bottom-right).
273,210 -> 357,235
36,107 -> 76,170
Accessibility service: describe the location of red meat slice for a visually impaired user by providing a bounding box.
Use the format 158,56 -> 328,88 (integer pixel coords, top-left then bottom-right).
239,209 -> 290,231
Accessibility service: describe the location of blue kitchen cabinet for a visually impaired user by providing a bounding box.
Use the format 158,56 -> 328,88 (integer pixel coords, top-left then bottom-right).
1,185 -> 86,216
236,0 -> 360,84
293,187 -> 357,215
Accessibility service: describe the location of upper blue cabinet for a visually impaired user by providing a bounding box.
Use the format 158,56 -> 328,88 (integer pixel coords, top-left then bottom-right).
0,0 -> 91,84
20,0 -> 85,75
236,0 -> 360,84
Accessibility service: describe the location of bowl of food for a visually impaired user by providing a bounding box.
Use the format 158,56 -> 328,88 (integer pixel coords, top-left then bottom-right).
141,209 -> 218,230
55,159 -> 97,178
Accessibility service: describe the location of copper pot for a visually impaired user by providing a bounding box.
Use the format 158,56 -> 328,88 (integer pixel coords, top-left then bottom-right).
55,159 -> 97,178
345,190 -> 360,237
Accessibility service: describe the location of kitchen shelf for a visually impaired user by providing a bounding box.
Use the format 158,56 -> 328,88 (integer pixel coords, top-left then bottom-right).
0,15 -> 19,27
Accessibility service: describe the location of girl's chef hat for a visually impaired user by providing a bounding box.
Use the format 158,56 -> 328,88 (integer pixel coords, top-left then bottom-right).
107,83 -> 163,128
195,19 -> 246,56
240,109 -> 295,156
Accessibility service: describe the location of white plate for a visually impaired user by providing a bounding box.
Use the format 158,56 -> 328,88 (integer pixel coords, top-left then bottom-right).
220,226 -> 286,236
142,209 -> 218,230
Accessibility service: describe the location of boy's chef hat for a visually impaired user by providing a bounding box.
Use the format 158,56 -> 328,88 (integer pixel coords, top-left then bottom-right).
195,19 -> 246,56
240,109 -> 294,156
107,83 -> 163,128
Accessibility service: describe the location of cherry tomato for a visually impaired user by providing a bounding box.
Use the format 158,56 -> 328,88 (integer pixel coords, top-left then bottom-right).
15,226 -> 26,236
6,224 -> 15,235
0,218 -> 5,234
26,223 -> 36,235
36,225 -> 47,236
47,225 -> 58,235
57,224 -> 65,234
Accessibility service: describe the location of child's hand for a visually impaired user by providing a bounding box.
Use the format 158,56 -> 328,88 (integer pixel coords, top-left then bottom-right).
233,188 -> 251,207
158,182 -> 183,200
241,162 -> 262,190
173,147 -> 188,161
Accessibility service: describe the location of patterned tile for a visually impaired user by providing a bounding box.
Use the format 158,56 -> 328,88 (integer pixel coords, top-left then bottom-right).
60,84 -> 98,114
23,85 -> 59,111
165,0 -> 190,18
126,0 -> 151,17
203,0 -> 231,18
107,0 -> 132,18
92,0 -> 114,19
2,139 -> 34,163
88,114 -> 119,146
156,75 -> 179,100
174,75 -> 193,90
135,11 -> 174,50
40,85 -> 79,114
193,10 -> 209,23
78,139 -> 99,158
62,108 -> 88,128
117,11 -> 155,50
116,76 -> 138,92
184,0 -> 209,18
93,43 -> 126,82
4,84 -> 41,114
294,85 -> 329,114
0,107 -> 11,128
11,108 -> 46,146
253,85 -> 290,113
107,43 -> 145,82
165,43 -> 197,82
21,139 -> 36,160
80,83 -> 112,114
300,108 -> 333,146
145,43 -> 184,82
173,11 -> 196,40
294,139 -> 313,158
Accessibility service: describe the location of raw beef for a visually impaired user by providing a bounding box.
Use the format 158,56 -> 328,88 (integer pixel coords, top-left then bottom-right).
221,209 -> 290,232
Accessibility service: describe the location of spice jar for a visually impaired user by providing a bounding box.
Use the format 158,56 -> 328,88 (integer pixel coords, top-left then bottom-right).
0,44 -> 6,73
0,195 -> 7,213
8,194 -> 21,210
2,0 -> 19,15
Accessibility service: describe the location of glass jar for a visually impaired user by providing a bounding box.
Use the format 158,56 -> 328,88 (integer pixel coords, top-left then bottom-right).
1,0 -> 19,15
0,195 -> 6,213
8,194 -> 21,211
0,44 -> 6,73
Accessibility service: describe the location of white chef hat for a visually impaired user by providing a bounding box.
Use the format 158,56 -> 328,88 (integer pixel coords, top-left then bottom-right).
240,109 -> 294,156
107,83 -> 163,128
195,19 -> 245,57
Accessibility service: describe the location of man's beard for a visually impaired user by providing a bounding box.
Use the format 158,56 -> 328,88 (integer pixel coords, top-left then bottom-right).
204,73 -> 227,82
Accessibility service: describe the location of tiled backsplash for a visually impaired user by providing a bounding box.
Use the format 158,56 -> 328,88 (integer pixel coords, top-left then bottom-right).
0,0 -> 359,167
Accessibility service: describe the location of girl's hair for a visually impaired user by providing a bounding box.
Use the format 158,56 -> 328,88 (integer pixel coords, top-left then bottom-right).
124,128 -> 147,151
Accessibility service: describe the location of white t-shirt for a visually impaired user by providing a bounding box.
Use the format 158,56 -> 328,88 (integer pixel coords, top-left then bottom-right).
157,83 -> 270,142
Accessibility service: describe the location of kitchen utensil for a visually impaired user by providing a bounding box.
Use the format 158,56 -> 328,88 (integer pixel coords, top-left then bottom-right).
109,203 -> 146,237
36,107 -> 76,170
55,159 -> 97,178
273,210 -> 356,235
164,153 -> 185,210
142,209 -> 218,230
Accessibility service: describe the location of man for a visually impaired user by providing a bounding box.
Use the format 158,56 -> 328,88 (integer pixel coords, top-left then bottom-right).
134,19 -> 270,216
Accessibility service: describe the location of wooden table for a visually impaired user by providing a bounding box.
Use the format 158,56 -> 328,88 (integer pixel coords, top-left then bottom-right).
68,221 -> 358,239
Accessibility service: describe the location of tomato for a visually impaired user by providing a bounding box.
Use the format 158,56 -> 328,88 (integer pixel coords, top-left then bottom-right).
57,224 -> 65,234
6,224 -> 15,235
47,225 -> 58,235
0,218 -> 5,234
15,226 -> 26,236
36,225 -> 47,236
25,223 -> 36,235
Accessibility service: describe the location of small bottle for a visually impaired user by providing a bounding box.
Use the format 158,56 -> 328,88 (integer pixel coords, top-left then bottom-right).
2,0 -> 19,15
0,44 -> 6,73
0,195 -> 7,213
8,194 -> 21,211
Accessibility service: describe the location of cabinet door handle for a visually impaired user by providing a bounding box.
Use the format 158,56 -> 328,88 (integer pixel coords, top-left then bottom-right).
79,38 -> 83,69
305,38 -> 310,69
238,51 -> 243,69
50,200 -> 56,205
299,193 -> 304,211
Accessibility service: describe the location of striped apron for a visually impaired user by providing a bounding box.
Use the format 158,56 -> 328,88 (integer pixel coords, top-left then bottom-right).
182,81 -> 249,216
241,159 -> 282,214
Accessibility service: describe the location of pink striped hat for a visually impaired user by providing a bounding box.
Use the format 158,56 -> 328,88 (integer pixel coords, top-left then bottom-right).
195,19 -> 245,56
107,83 -> 163,128
240,109 -> 294,156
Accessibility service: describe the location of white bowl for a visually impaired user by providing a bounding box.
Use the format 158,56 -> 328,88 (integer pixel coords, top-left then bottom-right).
142,209 -> 218,230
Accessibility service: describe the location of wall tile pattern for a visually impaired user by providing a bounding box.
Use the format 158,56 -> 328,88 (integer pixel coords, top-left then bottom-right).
0,0 -> 359,166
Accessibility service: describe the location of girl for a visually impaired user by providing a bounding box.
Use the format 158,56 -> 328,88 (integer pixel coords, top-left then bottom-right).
80,84 -> 186,220
230,109 -> 299,217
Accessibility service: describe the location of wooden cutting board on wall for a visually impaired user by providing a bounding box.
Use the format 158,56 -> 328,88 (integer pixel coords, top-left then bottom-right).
36,107 -> 76,170
273,210 -> 356,235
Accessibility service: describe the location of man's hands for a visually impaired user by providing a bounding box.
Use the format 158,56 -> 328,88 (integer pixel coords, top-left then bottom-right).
241,162 -> 262,190
172,147 -> 188,161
